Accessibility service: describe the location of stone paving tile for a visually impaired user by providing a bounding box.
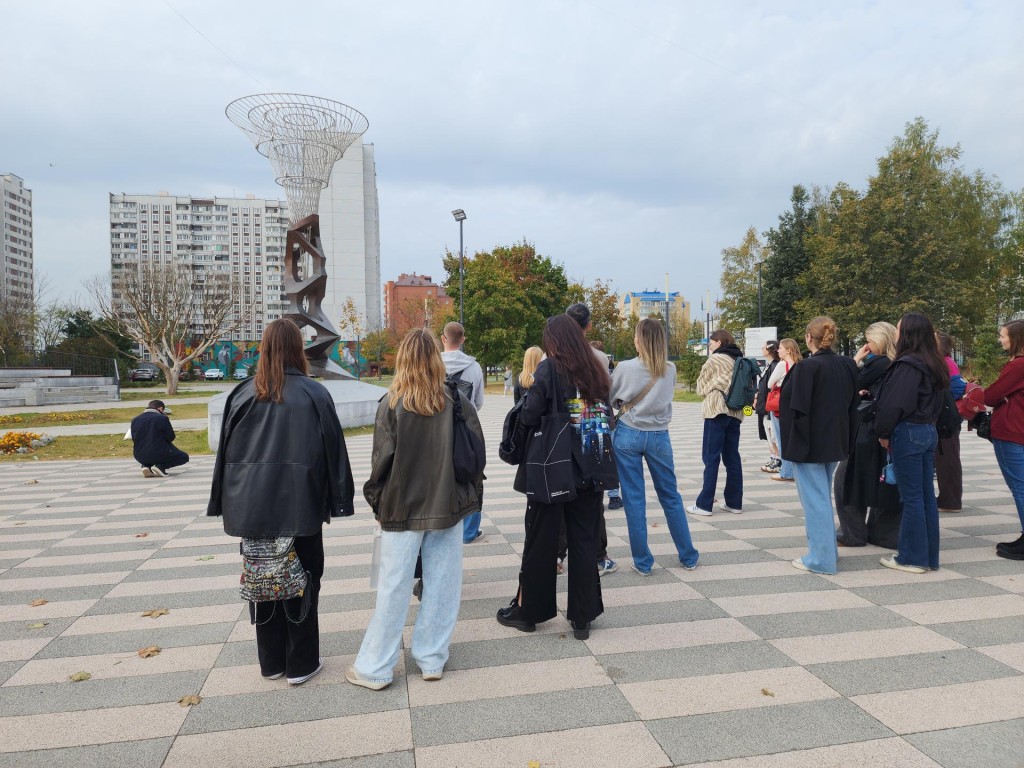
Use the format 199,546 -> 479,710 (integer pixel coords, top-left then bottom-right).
904,719 -> 1024,768
0,702 -> 189,753
0,737 -> 174,768
930,615 -> 1024,647
770,626 -> 963,665
598,640 -> 795,685
0,670 -> 209,716
683,737 -> 942,768
737,606 -> 915,640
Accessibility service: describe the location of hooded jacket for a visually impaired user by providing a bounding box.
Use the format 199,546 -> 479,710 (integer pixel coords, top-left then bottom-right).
441,350 -> 485,411
207,370 -> 355,537
873,355 -> 945,439
695,343 -> 746,420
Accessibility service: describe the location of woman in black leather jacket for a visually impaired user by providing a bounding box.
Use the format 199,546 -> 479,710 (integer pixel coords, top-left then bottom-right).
208,318 -> 354,685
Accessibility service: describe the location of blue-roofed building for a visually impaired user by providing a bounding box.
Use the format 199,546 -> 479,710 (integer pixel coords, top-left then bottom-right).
618,291 -> 689,328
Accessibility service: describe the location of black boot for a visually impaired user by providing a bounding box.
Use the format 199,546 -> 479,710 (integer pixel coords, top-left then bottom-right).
996,533 -> 1024,560
496,598 -> 536,632
570,620 -> 590,640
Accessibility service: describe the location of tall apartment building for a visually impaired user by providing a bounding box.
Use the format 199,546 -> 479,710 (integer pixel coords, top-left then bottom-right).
1,173 -> 34,308
108,192 -> 289,343
618,290 -> 690,327
384,273 -> 453,337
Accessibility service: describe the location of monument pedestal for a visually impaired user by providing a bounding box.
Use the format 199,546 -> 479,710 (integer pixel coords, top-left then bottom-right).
207,379 -> 387,450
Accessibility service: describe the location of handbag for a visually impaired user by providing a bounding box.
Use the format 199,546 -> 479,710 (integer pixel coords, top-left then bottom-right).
974,410 -> 993,441
448,382 -> 486,484
765,386 -> 781,414
239,537 -> 308,603
880,455 -> 897,485
523,372 -> 578,504
499,392 -> 530,465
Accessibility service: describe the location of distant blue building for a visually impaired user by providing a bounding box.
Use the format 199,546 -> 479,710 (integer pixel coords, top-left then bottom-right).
618,291 -> 689,327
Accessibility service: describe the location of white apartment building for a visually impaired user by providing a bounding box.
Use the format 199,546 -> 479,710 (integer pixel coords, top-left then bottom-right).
108,192 -> 289,343
1,173 -> 33,308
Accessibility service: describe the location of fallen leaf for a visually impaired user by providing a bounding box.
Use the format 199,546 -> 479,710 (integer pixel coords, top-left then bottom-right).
761,688 -> 775,697
30,599 -> 48,607
134,532 -> 149,538
69,671 -> 92,682
196,555 -> 215,561
141,608 -> 169,618
651,522 -> 659,527
26,622 -> 48,629
528,762 -> 541,768
23,479 -> 38,485
14,521 -> 25,526
137,645 -> 161,658
178,694 -> 202,707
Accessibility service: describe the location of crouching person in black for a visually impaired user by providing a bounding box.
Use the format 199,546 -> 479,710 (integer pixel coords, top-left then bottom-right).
131,400 -> 189,478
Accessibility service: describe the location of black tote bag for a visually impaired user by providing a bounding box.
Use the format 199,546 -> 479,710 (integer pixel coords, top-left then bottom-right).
523,372 -> 578,504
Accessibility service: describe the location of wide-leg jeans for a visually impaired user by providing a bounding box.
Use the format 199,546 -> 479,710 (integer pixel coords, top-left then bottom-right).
792,462 -> 839,574
993,438 -> 1024,532
769,412 -> 795,479
695,415 -> 743,511
891,421 -> 940,569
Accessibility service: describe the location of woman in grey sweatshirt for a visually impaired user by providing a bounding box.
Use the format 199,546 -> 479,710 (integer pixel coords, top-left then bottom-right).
609,318 -> 700,575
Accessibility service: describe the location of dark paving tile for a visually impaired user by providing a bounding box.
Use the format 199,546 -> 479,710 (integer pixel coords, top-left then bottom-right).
0,616 -> 75,642
807,648 -> 1020,696
83,590 -> 239,615
598,599 -> 727,629
930,616 -> 1024,647
304,752 -> 416,768
143,545 -> 238,559
0,660 -> 23,685
119,563 -> 239,581
1,670 -> 209,716
683,549 -> 780,566
851,578 -> 1009,606
906,718 -> 1024,768
445,632 -> 592,672
410,685 -> 636,747
647,698 -> 894,765
739,606 -> 915,640
946,560 -> 1024,578
0,585 -> 112,605
36,622 -> 233,659
0,737 -> 173,768
690,574 -> 838,599
598,640 -> 795,684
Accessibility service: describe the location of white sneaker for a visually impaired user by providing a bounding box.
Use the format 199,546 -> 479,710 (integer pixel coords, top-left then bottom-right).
422,669 -> 444,681
288,659 -> 323,685
791,558 -> 810,572
879,556 -> 926,574
687,504 -> 712,517
346,665 -> 390,690
150,466 -> 168,477
718,503 -> 742,514
141,467 -> 154,478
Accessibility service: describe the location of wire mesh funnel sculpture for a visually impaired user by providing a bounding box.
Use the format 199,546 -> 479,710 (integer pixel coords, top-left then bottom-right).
226,94 -> 369,376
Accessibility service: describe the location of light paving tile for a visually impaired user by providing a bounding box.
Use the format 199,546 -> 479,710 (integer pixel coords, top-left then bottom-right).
887,594 -> 1024,625
52,531 -> 175,548
408,614 -> 569,647
0,571 -> 130,592
584,617 -> 759,656
0,516 -> 100,528
0,736 -> 173,768
162,709 -> 412,768
723,526 -> 808,540
83,516 -> 195,531
0,598 -> 97,622
0,531 -> 70,544
0,637 -> 51,662
851,676 -> 1024,734
13,550 -> 152,569
136,551 -> 239,570
103,574 -> 238,598
977,574 -> 1024,594
62,603 -> 243,635
666,561 -> 799,582
413,722 -> 671,768
819,569 -> 967,589
3,643 -> 221,686
589,581 -> 704,608
657,537 -> 756,553
771,626 -> 962,665
711,590 -> 873,618
977,642 -> 1024,673
227,607 -> 376,643
619,665 -> 838,721
0,548 -> 43,562
684,737 -> 941,768
199,653 -> 402,697
0,702 -> 188,753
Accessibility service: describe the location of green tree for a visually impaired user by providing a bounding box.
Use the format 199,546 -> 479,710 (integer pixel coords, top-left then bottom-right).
442,240 -> 568,369
566,278 -> 629,359
677,348 -> 705,390
718,226 -> 765,334
761,185 -> 816,340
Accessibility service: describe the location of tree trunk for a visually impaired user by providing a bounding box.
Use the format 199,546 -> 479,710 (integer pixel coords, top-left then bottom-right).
165,368 -> 180,396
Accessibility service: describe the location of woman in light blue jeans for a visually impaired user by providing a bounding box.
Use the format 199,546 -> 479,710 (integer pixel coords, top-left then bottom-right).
610,319 -> 699,575
767,338 -> 801,482
348,329 -> 485,690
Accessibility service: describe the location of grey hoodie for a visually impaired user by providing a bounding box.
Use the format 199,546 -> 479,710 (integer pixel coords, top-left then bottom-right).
441,350 -> 485,411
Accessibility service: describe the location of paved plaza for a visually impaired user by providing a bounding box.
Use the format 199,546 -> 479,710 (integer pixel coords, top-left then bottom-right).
1,396 -> 1022,767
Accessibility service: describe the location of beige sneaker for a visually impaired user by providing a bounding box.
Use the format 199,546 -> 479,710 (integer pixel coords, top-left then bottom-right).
879,556 -> 926,574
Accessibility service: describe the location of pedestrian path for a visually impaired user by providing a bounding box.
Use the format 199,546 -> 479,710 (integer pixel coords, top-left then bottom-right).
0,399 -> 1021,767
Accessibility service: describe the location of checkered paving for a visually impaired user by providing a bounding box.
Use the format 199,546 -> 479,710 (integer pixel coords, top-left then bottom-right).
0,396 -> 1022,767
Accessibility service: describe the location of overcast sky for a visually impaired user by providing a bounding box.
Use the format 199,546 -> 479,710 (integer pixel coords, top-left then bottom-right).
2,0 -> 1022,314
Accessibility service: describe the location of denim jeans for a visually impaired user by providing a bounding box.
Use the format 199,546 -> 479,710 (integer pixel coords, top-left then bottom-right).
462,511 -> 481,542
891,421 -> 940,569
993,438 -> 1024,531
353,523 -> 463,683
792,461 -> 839,574
769,412 -> 794,479
695,415 -> 743,511
612,424 -> 699,572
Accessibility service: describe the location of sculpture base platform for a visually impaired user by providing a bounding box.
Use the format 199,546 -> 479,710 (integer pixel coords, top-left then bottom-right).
207,378 -> 388,451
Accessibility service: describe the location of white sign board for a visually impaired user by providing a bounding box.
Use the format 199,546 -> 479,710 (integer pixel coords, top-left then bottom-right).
744,327 -> 778,357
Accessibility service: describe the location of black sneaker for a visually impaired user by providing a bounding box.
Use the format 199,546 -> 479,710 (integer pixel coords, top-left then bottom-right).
496,600 -> 535,632
412,578 -> 423,601
608,496 -> 623,510
996,533 -> 1024,552
570,620 -> 590,640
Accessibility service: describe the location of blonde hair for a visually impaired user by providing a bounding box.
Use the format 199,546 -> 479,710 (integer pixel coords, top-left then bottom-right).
806,316 -> 838,350
519,346 -> 543,388
389,328 -> 447,416
779,338 -> 802,364
865,321 -> 897,360
634,318 -> 667,379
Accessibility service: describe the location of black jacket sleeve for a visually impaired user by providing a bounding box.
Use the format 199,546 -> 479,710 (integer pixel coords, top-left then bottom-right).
521,359 -> 556,427
874,362 -> 921,439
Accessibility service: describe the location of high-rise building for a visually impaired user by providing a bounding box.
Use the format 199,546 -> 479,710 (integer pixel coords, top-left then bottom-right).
618,290 -> 690,327
108,192 -> 289,343
384,273 -> 454,338
1,173 -> 34,308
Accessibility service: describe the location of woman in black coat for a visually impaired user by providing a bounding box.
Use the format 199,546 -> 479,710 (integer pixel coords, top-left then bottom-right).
208,318 -> 355,685
836,321 -> 901,548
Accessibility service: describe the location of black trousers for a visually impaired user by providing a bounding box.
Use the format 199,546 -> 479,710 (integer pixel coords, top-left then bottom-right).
935,435 -> 962,510
156,447 -> 190,472
556,504 -> 608,562
834,459 -> 900,549
519,489 -> 604,625
252,531 -> 324,679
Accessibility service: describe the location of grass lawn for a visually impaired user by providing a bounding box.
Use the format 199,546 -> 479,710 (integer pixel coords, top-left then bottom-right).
119,389 -> 221,401
0,403 -> 211,429
672,390 -> 703,403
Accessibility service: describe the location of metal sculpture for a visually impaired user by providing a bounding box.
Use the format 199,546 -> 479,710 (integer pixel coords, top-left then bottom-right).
226,94 -> 369,376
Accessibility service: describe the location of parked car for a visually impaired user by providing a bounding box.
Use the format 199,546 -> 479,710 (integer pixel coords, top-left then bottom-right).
130,368 -> 157,382
233,366 -> 249,379
204,368 -> 225,380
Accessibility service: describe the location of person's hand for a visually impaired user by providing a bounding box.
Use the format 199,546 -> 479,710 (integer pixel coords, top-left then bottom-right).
854,343 -> 872,363
753,392 -> 760,408
878,438 -> 890,450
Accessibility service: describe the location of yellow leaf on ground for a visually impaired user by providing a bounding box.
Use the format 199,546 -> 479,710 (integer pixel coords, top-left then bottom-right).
141,608 -> 169,618
196,555 -> 215,561
29,599 -> 48,607
178,695 -> 202,707
761,688 -> 775,697
69,671 -> 91,682
137,645 -> 161,658
26,622 -> 48,629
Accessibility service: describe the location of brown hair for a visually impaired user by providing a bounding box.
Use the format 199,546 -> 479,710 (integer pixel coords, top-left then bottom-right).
442,321 -> 465,346
519,346 -> 543,389
710,329 -> 735,346
254,318 -> 308,402
390,328 -> 447,415
935,331 -> 954,358
634,318 -> 667,379
806,316 -> 838,350
896,312 -> 949,389
779,338 -> 802,364
543,314 -> 610,404
764,340 -> 780,362
1003,320 -> 1024,358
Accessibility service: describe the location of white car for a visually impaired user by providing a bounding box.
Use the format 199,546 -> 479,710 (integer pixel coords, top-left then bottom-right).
233,366 -> 248,379
204,368 -> 225,380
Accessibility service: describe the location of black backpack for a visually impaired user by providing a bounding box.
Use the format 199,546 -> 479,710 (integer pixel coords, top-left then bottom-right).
446,369 -> 474,403
499,393 -> 529,465
725,357 -> 760,411
936,388 -> 962,440
448,382 -> 486,484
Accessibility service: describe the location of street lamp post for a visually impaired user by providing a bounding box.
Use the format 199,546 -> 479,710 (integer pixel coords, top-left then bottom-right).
452,209 -> 467,326
756,261 -> 764,328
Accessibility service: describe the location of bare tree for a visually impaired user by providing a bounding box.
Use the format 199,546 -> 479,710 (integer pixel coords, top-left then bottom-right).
90,262 -> 254,394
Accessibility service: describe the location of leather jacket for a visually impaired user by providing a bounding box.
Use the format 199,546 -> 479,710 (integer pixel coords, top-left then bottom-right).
207,369 -> 355,537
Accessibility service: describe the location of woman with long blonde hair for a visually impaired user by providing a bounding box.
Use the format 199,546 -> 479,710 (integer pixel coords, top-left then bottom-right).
348,328 -> 485,690
608,318 -> 699,574
514,346 -> 543,402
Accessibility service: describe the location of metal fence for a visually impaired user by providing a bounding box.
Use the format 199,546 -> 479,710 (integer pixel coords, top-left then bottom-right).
1,348 -> 120,383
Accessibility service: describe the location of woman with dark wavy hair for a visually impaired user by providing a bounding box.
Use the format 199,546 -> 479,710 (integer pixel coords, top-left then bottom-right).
874,312 -> 949,574
986,319 -> 1024,560
496,314 -> 616,641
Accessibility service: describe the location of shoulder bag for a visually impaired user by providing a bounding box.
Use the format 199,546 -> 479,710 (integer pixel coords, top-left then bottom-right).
448,384 -> 486,484
240,537 -> 310,624
616,376 -> 656,418
499,392 -> 530,465
523,372 -> 578,504
765,361 -> 789,414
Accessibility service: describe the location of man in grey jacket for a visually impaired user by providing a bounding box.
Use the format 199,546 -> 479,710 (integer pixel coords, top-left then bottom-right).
441,322 -> 486,542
